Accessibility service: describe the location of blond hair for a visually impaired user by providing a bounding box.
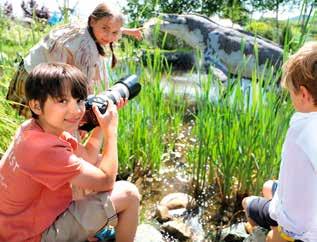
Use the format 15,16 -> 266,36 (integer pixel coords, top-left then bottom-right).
281,41 -> 317,104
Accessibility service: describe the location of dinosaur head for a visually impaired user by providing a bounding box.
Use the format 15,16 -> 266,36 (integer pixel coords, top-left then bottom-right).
158,14 -> 187,30
144,14 -> 217,50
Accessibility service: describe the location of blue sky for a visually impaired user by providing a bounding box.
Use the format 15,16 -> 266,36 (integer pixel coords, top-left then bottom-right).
1,0 -> 301,21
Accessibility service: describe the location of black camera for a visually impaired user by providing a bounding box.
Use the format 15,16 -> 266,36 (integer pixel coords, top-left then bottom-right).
79,74 -> 141,131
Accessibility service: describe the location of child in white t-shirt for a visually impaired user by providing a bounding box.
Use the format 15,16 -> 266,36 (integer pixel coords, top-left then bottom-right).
242,41 -> 317,242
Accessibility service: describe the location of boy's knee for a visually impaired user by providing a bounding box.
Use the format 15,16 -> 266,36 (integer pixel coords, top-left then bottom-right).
266,227 -> 284,242
242,197 -> 248,210
262,180 -> 274,199
242,196 -> 251,210
266,230 -> 274,242
116,180 -> 141,203
242,196 -> 257,210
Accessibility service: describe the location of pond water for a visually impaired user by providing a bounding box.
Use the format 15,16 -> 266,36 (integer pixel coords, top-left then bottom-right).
127,68 -> 277,241
160,72 -> 254,105
136,117 -> 246,241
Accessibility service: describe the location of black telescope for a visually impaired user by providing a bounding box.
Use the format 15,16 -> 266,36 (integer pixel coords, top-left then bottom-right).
80,74 -> 141,131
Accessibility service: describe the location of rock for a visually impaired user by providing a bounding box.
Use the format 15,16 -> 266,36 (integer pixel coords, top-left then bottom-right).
155,193 -> 206,241
155,204 -> 172,222
168,208 -> 187,217
185,211 -> 206,242
161,220 -> 191,241
220,222 -> 249,241
170,151 -> 182,160
134,224 -> 164,242
160,192 -> 196,210
243,226 -> 267,242
220,223 -> 267,242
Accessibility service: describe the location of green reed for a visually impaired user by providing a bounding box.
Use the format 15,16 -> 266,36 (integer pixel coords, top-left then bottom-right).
188,62 -> 293,202
113,41 -> 188,176
0,98 -> 23,156
0,15 -> 311,203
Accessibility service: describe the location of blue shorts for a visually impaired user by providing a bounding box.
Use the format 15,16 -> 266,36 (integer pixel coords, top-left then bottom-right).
246,196 -> 303,242
246,197 -> 278,230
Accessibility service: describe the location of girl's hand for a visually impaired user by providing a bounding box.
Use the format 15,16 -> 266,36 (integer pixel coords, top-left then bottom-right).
93,99 -> 118,136
116,97 -> 128,110
130,28 -> 143,40
122,27 -> 143,41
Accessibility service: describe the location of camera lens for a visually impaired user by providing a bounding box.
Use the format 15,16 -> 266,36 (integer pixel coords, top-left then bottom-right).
103,83 -> 129,105
80,74 -> 141,131
102,74 -> 141,104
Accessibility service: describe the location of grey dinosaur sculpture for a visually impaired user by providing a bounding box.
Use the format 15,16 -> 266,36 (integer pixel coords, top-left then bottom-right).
145,14 -> 283,79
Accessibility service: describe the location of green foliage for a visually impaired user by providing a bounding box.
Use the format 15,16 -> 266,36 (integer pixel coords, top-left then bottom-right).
250,0 -> 290,12
200,0 -> 224,15
308,9 -> 317,38
281,22 -> 296,50
0,11 -> 314,205
159,1 -> 201,14
297,0 -> 316,45
124,0 -> 245,27
245,21 -> 274,40
220,0 -> 250,25
245,19 -> 306,51
123,0 -> 158,27
0,15 -> 52,154
188,75 -> 292,202
0,98 -> 23,156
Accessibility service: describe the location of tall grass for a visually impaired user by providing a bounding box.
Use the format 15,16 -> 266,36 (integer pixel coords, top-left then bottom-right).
0,14 -> 311,204
188,65 -> 293,203
114,40 -> 187,176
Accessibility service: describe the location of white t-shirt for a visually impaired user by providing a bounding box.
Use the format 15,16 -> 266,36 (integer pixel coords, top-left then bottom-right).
269,112 -> 317,241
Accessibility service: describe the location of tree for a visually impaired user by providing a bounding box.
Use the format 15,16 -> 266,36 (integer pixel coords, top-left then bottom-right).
200,0 -> 224,15
124,0 -> 246,27
21,0 -> 49,20
220,0 -> 250,24
3,1 -> 13,18
250,0 -> 290,42
123,0 -> 158,26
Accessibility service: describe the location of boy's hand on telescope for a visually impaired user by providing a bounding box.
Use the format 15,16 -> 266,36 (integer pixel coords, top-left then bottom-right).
116,97 -> 128,110
93,99 -> 118,136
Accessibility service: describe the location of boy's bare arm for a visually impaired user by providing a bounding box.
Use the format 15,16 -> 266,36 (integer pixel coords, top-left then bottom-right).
70,101 -> 118,192
70,132 -> 117,192
74,98 -> 127,165
75,127 -> 103,165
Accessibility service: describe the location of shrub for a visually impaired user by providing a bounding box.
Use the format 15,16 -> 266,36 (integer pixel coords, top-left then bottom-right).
245,21 -> 274,40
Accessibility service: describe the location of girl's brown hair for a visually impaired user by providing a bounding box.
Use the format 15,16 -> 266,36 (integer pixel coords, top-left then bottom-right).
281,41 -> 317,104
88,3 -> 123,68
